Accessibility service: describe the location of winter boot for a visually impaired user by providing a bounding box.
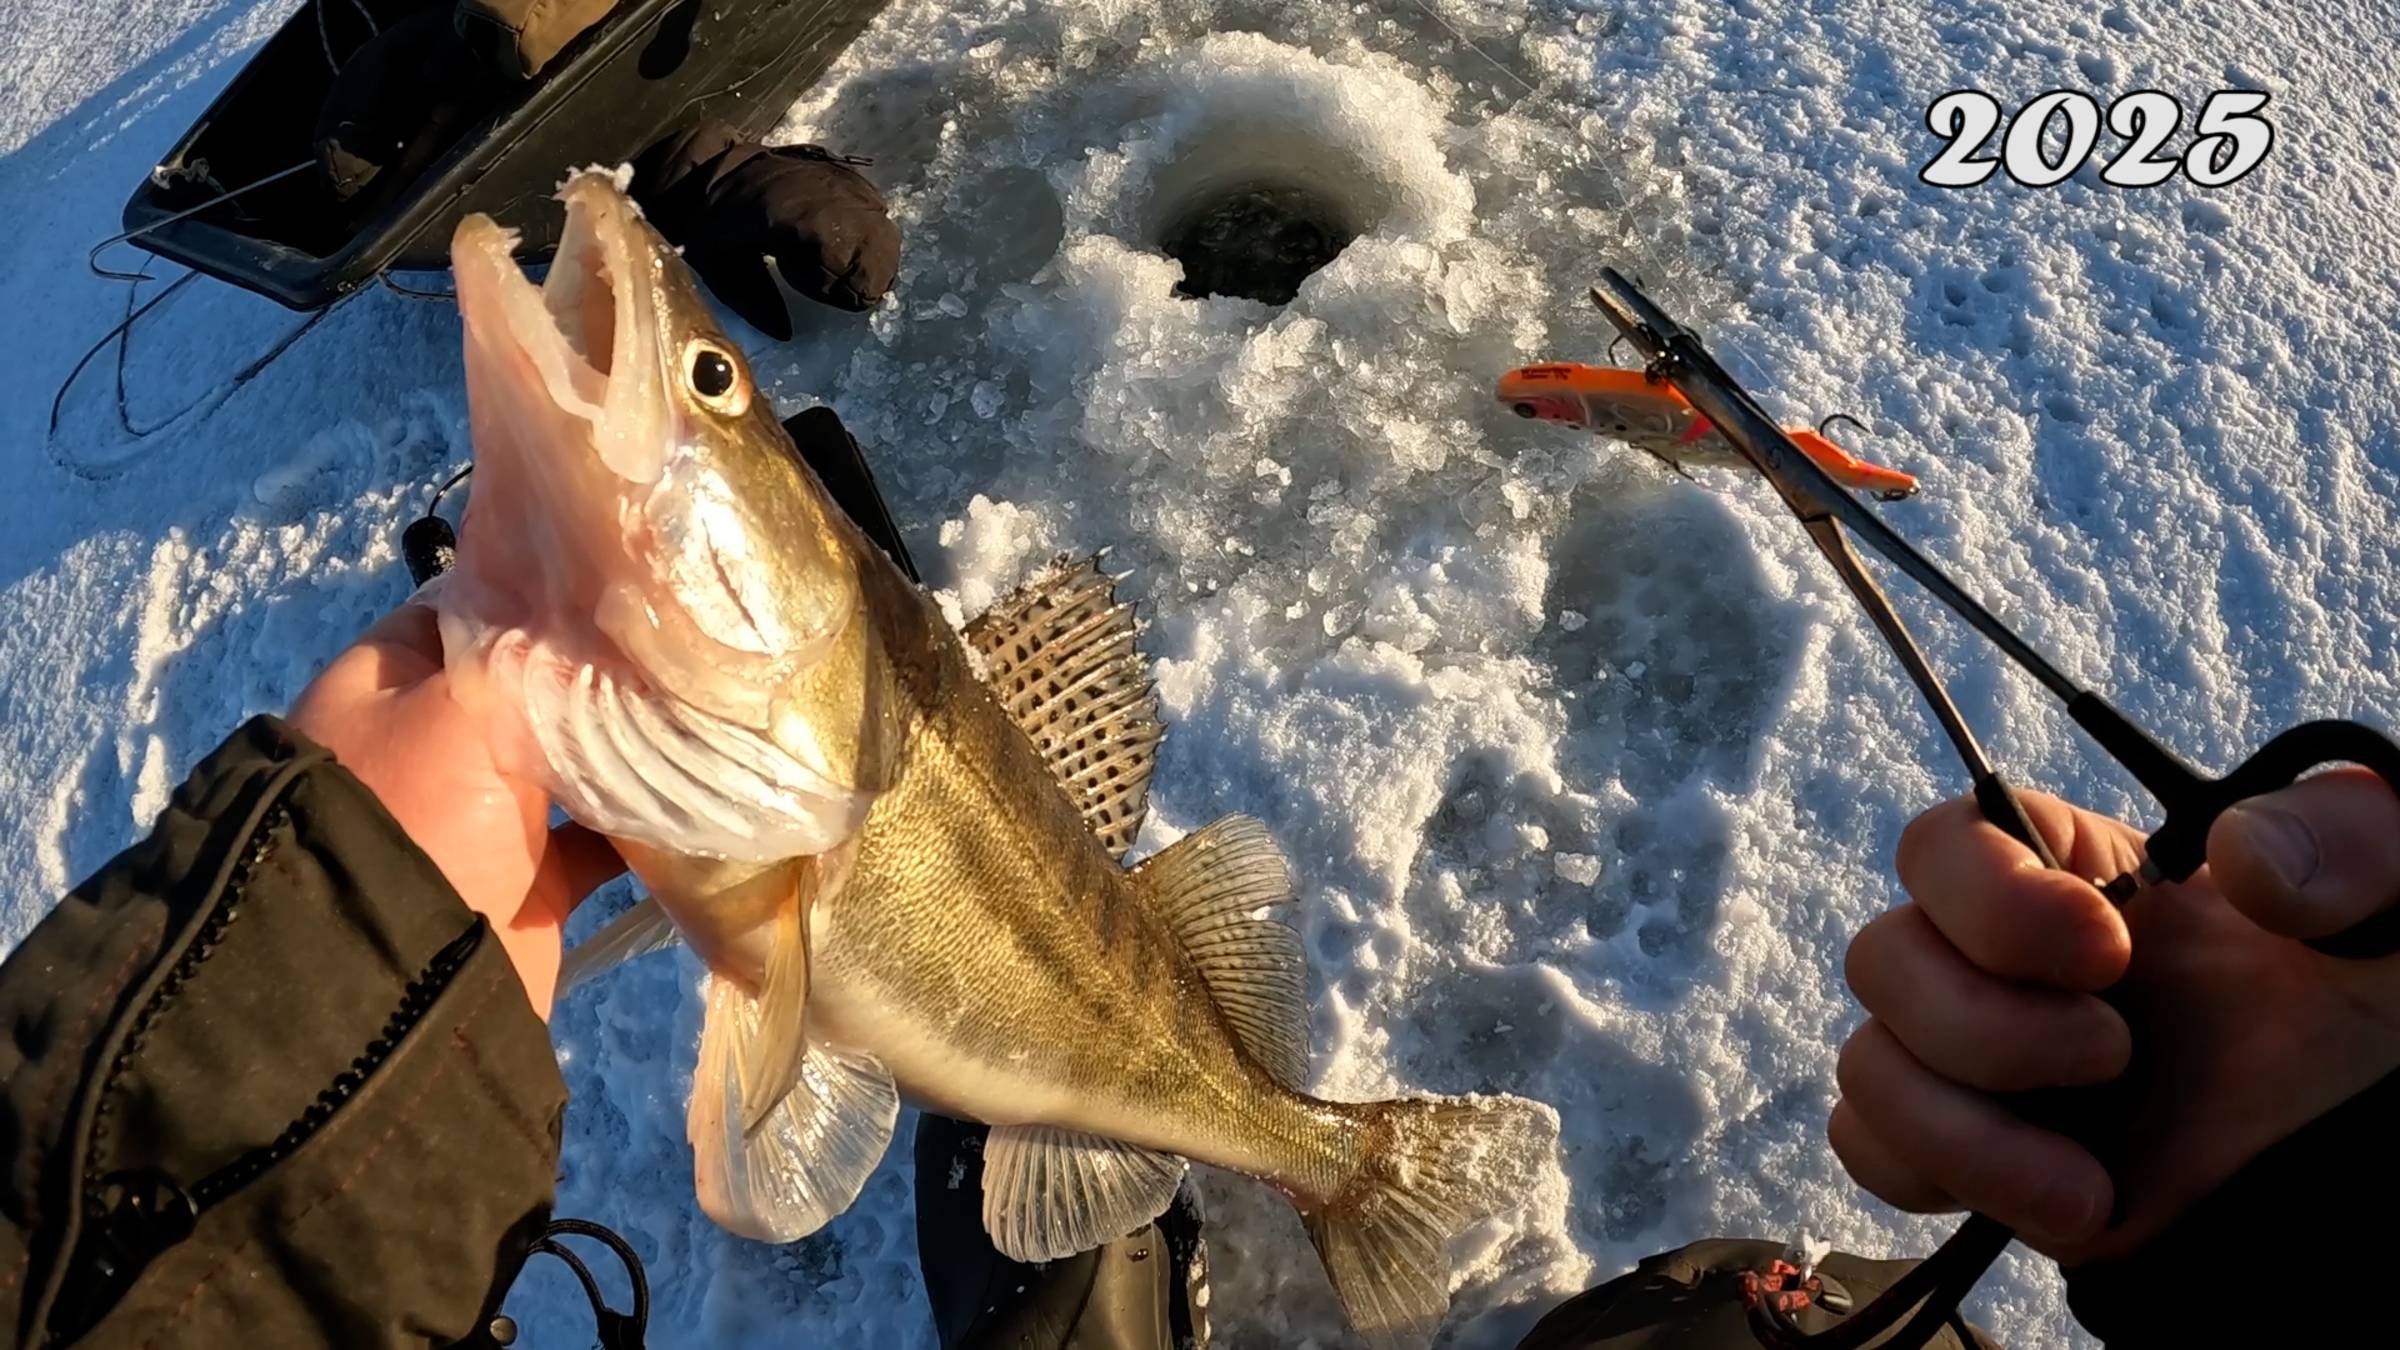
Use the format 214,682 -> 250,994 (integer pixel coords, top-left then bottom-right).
914,1114 -> 1210,1350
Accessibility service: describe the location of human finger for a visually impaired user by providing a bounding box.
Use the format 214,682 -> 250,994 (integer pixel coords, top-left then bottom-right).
1835,1018 -> 2114,1247
291,604 -> 445,721
1894,793 -> 2136,990
521,822 -> 629,931
1846,904 -> 2132,1092
1828,1098 -> 1957,1215
2209,767 -> 2400,942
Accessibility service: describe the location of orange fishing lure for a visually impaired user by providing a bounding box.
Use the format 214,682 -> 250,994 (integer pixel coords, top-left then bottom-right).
1496,362 -> 1919,501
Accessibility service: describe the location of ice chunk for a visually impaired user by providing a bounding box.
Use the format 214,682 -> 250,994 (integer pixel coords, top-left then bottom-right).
1553,853 -> 1602,886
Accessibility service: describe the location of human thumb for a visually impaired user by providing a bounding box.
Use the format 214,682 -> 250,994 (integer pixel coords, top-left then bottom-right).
2208,768 -> 2400,941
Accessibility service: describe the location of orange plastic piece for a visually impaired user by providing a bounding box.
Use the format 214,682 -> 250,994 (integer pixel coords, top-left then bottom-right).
1496,362 -> 1918,499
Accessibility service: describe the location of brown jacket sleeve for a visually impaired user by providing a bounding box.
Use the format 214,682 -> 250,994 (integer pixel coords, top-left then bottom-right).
0,717 -> 566,1350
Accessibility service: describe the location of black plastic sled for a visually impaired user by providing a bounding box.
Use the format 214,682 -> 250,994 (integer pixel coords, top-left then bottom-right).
118,0 -> 893,311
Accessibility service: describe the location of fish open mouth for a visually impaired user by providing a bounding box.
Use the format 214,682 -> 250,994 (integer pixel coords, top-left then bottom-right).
452,170 -> 669,481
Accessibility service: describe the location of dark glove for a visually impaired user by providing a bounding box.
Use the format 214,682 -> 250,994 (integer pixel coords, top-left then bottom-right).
631,120 -> 899,338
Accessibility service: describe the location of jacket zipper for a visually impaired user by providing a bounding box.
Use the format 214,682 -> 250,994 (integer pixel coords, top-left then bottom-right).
186,922 -> 480,1207
48,801 -> 483,1343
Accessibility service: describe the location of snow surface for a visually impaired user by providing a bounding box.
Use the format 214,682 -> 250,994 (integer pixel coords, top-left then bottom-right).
6,1 -> 2400,1347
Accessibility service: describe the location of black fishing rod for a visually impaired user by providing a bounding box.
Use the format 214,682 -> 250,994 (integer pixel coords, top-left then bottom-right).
1585,270 -> 2400,1349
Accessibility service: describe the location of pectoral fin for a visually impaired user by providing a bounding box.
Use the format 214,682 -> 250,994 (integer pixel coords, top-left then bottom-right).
556,894 -> 683,994
627,849 -> 820,1137
742,876 -> 812,1135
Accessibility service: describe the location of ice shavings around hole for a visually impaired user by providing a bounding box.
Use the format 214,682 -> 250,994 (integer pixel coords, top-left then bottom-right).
9,1 -> 2400,1349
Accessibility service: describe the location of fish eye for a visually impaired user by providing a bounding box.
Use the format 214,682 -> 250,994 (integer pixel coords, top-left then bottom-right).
1513,402 -> 1537,419
682,339 -> 751,415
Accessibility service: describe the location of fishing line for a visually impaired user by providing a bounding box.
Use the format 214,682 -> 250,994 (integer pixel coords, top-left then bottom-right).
86,160 -> 315,282
110,278 -> 339,439
54,159 -> 341,458
428,462 -> 475,515
48,273 -> 193,435
1395,0 -> 1542,99
315,0 -> 339,71
379,271 -> 458,301
314,0 -> 382,73
1381,1 -> 1687,325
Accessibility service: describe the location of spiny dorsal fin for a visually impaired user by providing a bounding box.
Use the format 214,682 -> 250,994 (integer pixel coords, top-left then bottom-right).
1130,815 -> 1308,1089
964,553 -> 1162,862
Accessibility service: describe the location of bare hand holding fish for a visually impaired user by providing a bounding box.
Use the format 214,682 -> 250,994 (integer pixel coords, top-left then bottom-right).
429,170 -> 1556,1348
290,601 -> 629,1016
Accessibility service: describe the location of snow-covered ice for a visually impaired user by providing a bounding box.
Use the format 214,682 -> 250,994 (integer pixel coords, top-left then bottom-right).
6,1 -> 2399,1347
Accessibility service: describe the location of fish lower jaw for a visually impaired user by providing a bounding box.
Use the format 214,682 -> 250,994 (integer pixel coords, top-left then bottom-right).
456,226 -> 608,429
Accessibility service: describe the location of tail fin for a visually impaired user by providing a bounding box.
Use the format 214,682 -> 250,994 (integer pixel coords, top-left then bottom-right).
1302,1095 -> 1556,1350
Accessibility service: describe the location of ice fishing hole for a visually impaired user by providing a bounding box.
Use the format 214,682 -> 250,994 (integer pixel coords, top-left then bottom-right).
1147,120 -> 1389,306
1159,182 -> 1357,305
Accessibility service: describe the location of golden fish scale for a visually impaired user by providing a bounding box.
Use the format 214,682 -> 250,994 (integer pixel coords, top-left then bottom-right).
806,557 -> 1364,1205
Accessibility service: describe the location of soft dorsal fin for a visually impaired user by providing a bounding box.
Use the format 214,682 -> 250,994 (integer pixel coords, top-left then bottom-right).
964,554 -> 1162,862
1129,815 -> 1308,1088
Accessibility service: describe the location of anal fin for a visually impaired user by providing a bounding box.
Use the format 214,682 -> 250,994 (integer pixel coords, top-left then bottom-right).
981,1124 -> 1186,1263
1131,815 -> 1309,1089
690,974 -> 900,1241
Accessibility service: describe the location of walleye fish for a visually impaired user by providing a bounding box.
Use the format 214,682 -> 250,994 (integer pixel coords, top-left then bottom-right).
435,170 -> 1555,1348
